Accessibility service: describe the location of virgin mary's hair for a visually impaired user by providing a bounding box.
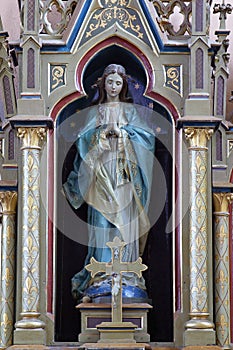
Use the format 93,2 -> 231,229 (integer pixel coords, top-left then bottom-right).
92,64 -> 133,105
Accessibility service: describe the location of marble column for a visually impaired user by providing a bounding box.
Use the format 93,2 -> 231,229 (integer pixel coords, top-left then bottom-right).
213,192 -> 233,349
14,127 -> 46,345
184,127 -> 215,345
0,191 -> 17,349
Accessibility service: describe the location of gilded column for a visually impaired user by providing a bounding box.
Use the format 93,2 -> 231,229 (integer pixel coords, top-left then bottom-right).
0,191 -> 17,349
184,127 -> 215,344
14,127 -> 46,343
213,192 -> 233,349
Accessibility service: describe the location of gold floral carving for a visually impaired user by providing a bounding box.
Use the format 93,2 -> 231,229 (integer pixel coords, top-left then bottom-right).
213,192 -> 233,213
185,127 -> 214,330
216,314 -> 228,335
215,224 -> 227,246
0,191 -> 17,214
23,236 -> 39,266
5,225 -> 14,246
166,67 -> 179,90
23,277 -> 39,308
51,65 -> 66,92
216,269 -> 228,288
189,146 -> 208,314
213,193 -> 232,347
164,66 -> 182,95
2,267 -> 14,288
21,149 -> 40,313
17,127 -> 46,149
85,0 -> 144,40
15,132 -> 45,328
0,192 -> 17,348
1,313 -> 13,335
184,127 -> 214,148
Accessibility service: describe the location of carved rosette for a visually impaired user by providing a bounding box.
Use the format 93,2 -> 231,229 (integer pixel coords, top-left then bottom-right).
213,192 -> 233,348
0,191 -> 17,348
184,127 -> 214,329
15,127 -> 46,330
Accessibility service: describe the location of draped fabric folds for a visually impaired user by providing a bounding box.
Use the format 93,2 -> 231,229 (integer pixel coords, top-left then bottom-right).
63,102 -> 155,300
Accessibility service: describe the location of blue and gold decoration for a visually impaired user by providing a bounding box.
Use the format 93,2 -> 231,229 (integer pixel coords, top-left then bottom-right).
80,0 -> 151,47
164,65 -> 182,96
50,64 -> 66,94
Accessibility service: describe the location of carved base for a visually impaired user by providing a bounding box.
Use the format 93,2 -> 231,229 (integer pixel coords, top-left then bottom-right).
97,321 -> 137,343
185,313 -> 215,330
184,329 -> 216,346
76,303 -> 152,343
15,312 -> 45,330
13,329 -> 46,346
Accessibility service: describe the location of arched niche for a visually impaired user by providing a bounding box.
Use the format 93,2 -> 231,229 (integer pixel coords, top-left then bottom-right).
54,44 -> 175,343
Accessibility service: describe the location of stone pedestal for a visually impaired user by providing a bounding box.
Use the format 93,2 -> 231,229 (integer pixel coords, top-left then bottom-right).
184,329 -> 216,346
76,303 -> 152,343
97,321 -> 137,343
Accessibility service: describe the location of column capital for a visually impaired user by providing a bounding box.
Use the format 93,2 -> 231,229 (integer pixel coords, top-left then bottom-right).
17,127 -> 47,150
0,191 -> 17,214
184,127 -> 214,148
213,192 -> 233,213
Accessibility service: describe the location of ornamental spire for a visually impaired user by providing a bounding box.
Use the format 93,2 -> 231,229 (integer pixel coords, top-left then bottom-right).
213,0 -> 233,30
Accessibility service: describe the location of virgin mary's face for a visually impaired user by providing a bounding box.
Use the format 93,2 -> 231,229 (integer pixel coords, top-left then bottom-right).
104,72 -> 123,101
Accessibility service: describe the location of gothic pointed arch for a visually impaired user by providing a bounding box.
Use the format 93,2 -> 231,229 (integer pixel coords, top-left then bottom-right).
51,41 -> 178,342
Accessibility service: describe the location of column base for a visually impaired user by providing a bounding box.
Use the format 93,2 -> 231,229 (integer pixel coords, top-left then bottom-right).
13,329 -> 46,345
184,329 -> 216,346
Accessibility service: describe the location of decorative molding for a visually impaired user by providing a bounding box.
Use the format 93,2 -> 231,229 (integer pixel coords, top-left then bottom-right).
213,192 -> 233,213
0,191 -> 17,214
184,127 -> 214,149
17,127 -> 47,150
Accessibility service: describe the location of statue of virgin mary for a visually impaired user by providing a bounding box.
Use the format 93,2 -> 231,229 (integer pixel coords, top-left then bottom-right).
63,64 -> 155,301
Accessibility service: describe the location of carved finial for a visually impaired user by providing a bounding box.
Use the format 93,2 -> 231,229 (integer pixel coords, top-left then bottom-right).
213,0 -> 233,30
